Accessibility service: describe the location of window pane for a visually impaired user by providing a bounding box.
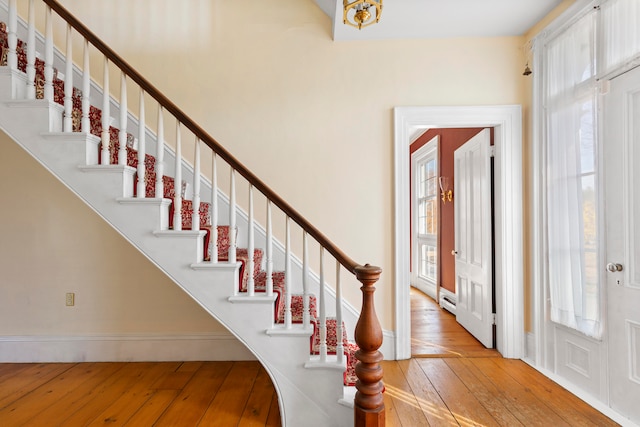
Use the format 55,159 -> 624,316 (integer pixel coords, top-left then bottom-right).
419,243 -> 437,282
580,100 -> 596,174
600,0 -> 640,76
419,164 -> 426,198
426,199 -> 436,235
582,174 -> 598,321
547,12 -> 594,99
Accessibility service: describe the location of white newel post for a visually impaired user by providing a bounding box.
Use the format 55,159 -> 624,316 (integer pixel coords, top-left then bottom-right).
100,58 -> 110,164
335,261 -> 344,363
192,137 -> 201,231
229,169 -> 237,264
319,248 -> 327,362
118,72 -> 127,165
284,217 -> 292,329
155,106 -> 165,198
247,185 -> 255,296
303,232 -> 310,328
173,122 -> 182,231
266,200 -> 273,296
136,89 -> 146,198
43,6 -> 53,103
26,0 -> 35,100
81,39 -> 90,134
63,24 -> 73,132
210,152 -> 218,263
7,0 -> 17,73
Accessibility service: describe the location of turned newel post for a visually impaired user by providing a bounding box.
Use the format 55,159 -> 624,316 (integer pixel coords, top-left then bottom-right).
353,264 -> 384,427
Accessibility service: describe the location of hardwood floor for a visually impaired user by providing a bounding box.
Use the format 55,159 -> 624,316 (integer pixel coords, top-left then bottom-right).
381,288 -> 619,426
0,290 -> 618,426
410,287 -> 499,358
0,361 -> 281,426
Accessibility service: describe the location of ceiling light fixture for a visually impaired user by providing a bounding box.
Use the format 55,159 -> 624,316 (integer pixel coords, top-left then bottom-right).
343,0 -> 383,30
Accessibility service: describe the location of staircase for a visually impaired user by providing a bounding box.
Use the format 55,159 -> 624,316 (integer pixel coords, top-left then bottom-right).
0,1 -> 385,426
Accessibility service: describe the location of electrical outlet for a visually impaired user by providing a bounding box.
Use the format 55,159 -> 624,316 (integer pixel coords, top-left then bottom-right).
65,292 -> 75,306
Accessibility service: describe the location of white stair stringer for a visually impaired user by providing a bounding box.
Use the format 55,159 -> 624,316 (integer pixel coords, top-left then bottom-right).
0,84 -> 353,426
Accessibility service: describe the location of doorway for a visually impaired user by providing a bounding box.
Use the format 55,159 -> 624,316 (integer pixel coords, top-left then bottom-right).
410,127 -> 496,350
394,105 -> 523,360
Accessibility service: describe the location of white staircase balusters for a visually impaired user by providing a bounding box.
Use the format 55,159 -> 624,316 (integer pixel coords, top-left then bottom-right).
173,122 -> 182,231
284,216 -> 292,329
63,23 -> 73,132
136,89 -> 145,198
266,200 -> 273,296
247,184 -> 255,296
81,39 -> 90,134
210,152 -> 218,263
118,72 -> 127,165
319,247 -> 328,362
303,231 -> 310,328
7,0 -> 17,73
0,7 -> 384,422
26,0 -> 35,100
155,106 -> 164,197
192,137 -> 201,231
100,58 -> 109,164
229,168 -> 237,264
43,6 -> 53,102
335,260 -> 344,363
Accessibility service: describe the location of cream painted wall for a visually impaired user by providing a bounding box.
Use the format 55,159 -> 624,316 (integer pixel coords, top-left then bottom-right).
11,0 -> 527,331
0,131 -> 226,336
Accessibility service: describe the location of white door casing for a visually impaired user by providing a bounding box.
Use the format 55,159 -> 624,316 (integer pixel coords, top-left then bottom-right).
454,129 -> 494,348
393,105 -> 523,360
411,136 -> 439,300
604,66 -> 640,424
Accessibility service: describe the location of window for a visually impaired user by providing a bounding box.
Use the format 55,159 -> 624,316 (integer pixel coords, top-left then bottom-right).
416,154 -> 438,283
543,0 -> 640,338
545,11 -> 601,338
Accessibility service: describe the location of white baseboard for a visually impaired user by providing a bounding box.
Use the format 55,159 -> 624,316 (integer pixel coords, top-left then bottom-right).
381,330 -> 396,360
523,360 -> 639,427
525,332 -> 535,360
0,333 -> 256,363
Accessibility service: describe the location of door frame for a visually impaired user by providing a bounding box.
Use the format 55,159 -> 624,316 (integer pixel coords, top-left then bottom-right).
394,105 -> 523,360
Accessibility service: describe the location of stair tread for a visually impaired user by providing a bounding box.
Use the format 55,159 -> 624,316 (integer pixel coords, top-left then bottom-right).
1,20 -> 361,388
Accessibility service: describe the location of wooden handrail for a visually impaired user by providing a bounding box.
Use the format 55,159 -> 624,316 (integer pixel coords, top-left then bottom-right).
38,3 -> 385,425
42,0 -> 359,273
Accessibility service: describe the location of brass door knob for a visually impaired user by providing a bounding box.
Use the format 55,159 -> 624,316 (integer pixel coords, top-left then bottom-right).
606,263 -> 623,272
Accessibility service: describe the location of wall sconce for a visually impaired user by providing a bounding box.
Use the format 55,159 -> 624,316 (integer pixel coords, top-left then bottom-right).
439,177 -> 453,203
343,0 -> 383,29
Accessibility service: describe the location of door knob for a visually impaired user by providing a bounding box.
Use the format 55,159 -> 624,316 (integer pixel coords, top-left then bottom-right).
606,263 -> 623,272
451,250 -> 458,255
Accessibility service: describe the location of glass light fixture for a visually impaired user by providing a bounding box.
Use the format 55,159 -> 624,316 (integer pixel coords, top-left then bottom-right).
343,0 -> 383,30
439,177 -> 453,203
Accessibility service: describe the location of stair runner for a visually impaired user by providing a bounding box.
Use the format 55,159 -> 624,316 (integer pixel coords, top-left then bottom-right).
0,22 -> 358,386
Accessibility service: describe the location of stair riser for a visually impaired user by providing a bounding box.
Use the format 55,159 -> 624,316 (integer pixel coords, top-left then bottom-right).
0,68 -> 26,100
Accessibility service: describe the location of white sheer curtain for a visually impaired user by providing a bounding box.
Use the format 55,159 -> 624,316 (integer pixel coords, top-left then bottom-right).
599,0 -> 640,77
543,0 -> 640,339
545,12 -> 601,338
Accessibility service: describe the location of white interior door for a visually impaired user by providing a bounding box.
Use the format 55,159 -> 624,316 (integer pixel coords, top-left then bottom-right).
411,136 -> 439,300
454,128 -> 493,348
604,66 -> 640,424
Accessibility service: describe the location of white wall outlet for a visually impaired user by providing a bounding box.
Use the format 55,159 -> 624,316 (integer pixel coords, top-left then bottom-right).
65,292 -> 75,306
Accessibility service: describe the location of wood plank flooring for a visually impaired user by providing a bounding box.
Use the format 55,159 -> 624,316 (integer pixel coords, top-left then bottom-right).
0,361 -> 280,426
381,288 -> 619,426
0,289 -> 618,426
410,287 -> 499,358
